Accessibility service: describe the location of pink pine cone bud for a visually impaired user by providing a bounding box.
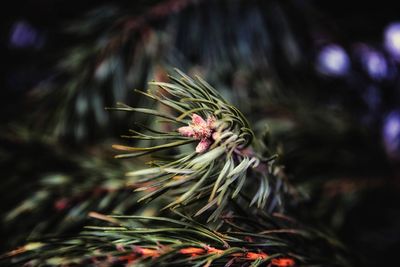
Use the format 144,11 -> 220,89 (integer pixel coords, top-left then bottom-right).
206,116 -> 216,128
196,138 -> 212,153
212,131 -> 220,140
178,126 -> 195,137
178,113 -> 217,153
192,114 -> 207,126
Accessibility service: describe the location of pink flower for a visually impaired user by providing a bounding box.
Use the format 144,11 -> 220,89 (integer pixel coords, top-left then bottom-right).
178,114 -> 216,153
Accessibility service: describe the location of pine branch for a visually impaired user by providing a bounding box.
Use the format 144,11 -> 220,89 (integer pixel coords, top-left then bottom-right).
2,70 -> 353,267
0,131 -> 165,252
2,211 -> 349,267
110,69 -> 286,219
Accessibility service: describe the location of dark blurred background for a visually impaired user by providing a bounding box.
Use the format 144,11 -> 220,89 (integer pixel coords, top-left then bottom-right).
1,1 -> 400,266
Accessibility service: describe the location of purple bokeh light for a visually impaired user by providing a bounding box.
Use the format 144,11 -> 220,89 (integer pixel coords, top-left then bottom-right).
355,45 -> 388,80
316,44 -> 350,76
384,22 -> 400,61
383,111 -> 400,160
9,20 -> 44,49
364,51 -> 388,80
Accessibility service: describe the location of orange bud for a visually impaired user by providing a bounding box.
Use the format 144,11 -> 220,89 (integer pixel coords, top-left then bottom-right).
118,253 -> 138,263
179,247 -> 205,255
135,247 -> 160,258
245,252 -> 268,260
271,258 -> 295,267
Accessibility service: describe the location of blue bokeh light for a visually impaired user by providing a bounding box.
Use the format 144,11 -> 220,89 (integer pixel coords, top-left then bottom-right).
317,44 -> 350,76
384,22 -> 400,61
383,111 -> 400,159
355,45 -> 389,80
9,20 -> 44,49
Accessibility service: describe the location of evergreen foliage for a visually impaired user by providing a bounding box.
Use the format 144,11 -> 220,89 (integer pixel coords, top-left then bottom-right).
2,1 -> 400,267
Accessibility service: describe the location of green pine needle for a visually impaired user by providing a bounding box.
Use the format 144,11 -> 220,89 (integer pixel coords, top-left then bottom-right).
111,69 -> 283,218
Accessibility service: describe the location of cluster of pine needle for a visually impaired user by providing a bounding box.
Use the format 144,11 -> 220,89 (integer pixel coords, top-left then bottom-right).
2,70 -> 350,267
